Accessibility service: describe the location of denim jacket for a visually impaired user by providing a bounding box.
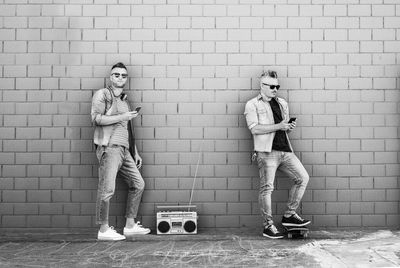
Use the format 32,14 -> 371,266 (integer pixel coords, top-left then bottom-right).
91,87 -> 135,151
244,94 -> 293,153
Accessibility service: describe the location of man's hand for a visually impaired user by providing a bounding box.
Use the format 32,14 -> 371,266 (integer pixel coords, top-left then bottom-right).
120,111 -> 138,121
251,119 -> 296,135
135,154 -> 142,169
279,120 -> 296,131
278,120 -> 291,131
93,110 -> 138,126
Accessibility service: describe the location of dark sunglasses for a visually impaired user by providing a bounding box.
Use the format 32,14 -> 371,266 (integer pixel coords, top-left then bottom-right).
262,83 -> 280,90
112,73 -> 128,79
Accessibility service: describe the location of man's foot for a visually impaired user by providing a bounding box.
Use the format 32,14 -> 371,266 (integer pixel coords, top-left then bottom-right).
282,213 -> 311,227
97,226 -> 126,241
123,221 -> 151,235
263,224 -> 284,239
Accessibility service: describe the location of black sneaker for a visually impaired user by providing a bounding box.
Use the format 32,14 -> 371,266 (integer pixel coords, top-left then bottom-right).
263,225 -> 284,239
282,214 -> 311,227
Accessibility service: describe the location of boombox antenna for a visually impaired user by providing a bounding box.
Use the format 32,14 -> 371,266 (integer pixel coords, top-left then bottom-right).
188,139 -> 203,211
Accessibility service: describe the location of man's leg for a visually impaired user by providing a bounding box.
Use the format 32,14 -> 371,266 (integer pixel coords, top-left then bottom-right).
280,152 -> 310,226
118,148 -> 149,234
257,151 -> 280,227
257,151 -> 284,239
96,146 -> 126,240
96,146 -> 122,227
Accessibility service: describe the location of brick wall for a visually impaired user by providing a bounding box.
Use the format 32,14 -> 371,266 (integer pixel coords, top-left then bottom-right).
0,0 -> 399,229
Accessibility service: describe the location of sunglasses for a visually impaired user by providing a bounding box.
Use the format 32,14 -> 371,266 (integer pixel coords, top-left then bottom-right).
262,83 -> 280,90
112,73 -> 128,79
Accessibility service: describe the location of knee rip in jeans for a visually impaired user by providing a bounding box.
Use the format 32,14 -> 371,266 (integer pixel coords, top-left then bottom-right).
260,184 -> 274,194
129,182 -> 145,192
101,195 -> 113,203
138,184 -> 145,192
101,188 -> 115,200
295,175 -> 309,185
129,185 -> 144,191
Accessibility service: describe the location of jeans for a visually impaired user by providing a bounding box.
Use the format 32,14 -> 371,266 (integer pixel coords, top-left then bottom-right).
95,145 -> 145,225
256,150 -> 309,227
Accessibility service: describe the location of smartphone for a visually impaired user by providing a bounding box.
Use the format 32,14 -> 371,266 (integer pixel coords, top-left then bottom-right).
288,117 -> 297,123
134,106 -> 142,113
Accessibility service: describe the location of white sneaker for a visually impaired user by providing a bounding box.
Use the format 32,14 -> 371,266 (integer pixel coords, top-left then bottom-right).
97,226 -> 126,241
123,221 -> 151,235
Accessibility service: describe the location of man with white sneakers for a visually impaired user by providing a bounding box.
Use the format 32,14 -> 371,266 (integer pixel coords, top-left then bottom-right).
91,62 -> 150,240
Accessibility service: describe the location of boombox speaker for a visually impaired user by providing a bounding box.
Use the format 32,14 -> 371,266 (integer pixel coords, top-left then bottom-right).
156,205 -> 197,235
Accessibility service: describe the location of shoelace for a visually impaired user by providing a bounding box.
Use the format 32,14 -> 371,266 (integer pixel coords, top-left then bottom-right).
135,222 -> 147,230
293,214 -> 304,221
269,225 -> 279,234
108,226 -> 117,233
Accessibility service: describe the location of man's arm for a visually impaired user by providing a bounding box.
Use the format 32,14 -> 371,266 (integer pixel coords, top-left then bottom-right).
250,121 -> 291,135
96,112 -> 137,126
245,100 -> 292,135
91,90 -> 137,126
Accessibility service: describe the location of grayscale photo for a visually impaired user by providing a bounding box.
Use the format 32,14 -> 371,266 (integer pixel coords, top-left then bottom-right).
0,0 -> 399,267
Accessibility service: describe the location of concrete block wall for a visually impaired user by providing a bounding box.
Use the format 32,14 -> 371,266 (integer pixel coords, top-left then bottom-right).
0,0 -> 399,229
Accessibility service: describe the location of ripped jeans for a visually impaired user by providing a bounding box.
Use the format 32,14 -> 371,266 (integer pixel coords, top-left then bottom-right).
95,145 -> 145,225
257,151 -> 309,227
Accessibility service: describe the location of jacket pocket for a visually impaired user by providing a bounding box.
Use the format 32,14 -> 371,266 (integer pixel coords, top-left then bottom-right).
257,108 -> 269,124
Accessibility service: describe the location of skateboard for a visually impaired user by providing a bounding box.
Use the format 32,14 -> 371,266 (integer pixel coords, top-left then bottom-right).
284,226 -> 309,239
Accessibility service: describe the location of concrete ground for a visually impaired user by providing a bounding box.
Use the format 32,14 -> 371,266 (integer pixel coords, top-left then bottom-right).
0,228 -> 399,268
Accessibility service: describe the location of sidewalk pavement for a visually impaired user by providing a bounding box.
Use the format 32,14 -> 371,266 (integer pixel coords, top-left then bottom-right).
0,228 -> 399,267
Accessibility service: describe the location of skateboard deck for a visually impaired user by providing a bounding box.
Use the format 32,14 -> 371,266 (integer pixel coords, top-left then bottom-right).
284,226 -> 309,238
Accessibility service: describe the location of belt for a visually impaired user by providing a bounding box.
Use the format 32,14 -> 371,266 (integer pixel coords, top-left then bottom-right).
108,144 -> 124,148
95,144 -> 126,149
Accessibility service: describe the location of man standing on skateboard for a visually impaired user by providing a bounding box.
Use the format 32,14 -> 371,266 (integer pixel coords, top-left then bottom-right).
244,70 -> 311,239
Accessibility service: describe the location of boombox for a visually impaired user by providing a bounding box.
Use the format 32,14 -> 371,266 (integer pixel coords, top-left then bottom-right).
156,205 -> 197,235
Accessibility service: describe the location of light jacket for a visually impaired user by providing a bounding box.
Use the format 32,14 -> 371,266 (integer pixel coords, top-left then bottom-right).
244,94 -> 293,153
91,87 -> 136,157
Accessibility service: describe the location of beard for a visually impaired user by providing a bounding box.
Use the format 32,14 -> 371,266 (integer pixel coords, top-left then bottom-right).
113,82 -> 125,88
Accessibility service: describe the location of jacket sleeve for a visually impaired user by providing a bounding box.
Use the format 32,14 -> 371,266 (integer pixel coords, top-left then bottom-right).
244,100 -> 258,130
91,89 -> 106,125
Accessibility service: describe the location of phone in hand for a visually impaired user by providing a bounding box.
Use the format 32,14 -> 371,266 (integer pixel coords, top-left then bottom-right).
134,106 -> 142,113
288,117 -> 297,123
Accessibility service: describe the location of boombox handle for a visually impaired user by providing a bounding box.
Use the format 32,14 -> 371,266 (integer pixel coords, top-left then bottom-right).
156,205 -> 197,212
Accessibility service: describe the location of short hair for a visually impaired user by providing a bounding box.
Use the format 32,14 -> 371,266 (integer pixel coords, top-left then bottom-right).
260,70 -> 278,79
111,62 -> 127,71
